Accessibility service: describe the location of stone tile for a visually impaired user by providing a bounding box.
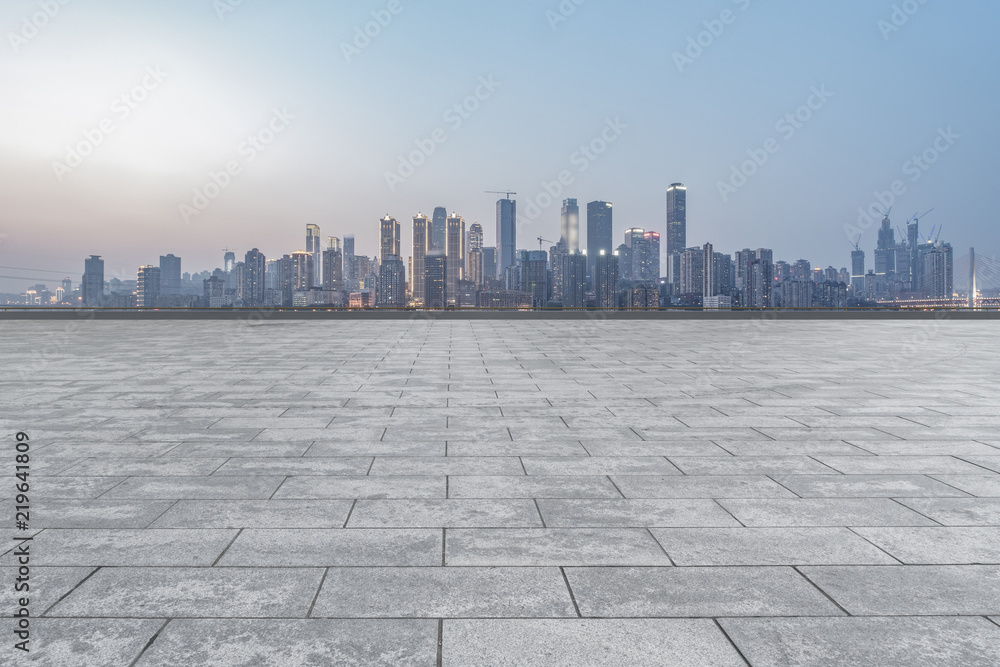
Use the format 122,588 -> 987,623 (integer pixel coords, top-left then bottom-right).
773,474 -> 971,498
816,456 -> 991,475
312,567 -> 575,618
306,441 -> 445,457
719,499 -> 936,527
448,476 -> 622,499
0,567 -> 94,616
612,475 -> 797,499
962,457 -> 1000,473
273,476 -> 446,499
138,619 -> 438,667
580,440 -> 730,456
49,567 -> 325,618
668,457 -> 839,475
149,500 -> 353,528
852,527 -> 1000,564
932,475 -> 1000,497
29,619 -> 165,667
5,500 -> 175,528
446,528 -> 672,566
802,565 -> 1000,615
566,567 -> 841,617
652,527 -> 898,565
370,457 -> 525,476
846,441 -> 1000,456
521,457 -> 682,476
443,619 -> 745,666
721,616 -> 1000,667
348,500 -> 542,528
447,442 -> 590,457
537,499 -> 740,527
29,477 -> 127,500
59,458 -> 227,477
219,529 -> 442,566
212,457 -> 373,476
897,498 -> 1000,525
716,441 -> 870,456
165,442 -> 312,457
101,476 -> 285,499
4,529 -> 236,566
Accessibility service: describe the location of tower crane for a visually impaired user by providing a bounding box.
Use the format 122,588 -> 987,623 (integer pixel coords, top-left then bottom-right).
537,237 -> 557,251
485,190 -> 517,199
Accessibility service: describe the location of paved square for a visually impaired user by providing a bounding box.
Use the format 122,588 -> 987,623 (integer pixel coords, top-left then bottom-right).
3,319 -> 1000,665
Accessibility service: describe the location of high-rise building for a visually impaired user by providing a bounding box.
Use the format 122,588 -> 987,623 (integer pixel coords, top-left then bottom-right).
425,250 -> 447,309
306,224 -> 322,285
469,222 -> 484,251
792,260 -> 812,282
343,235 -> 356,288
523,250 -> 548,308
322,238 -> 343,294
702,244 -> 715,298
560,199 -> 580,252
496,198 -> 517,279
224,251 -> 236,274
431,207 -> 448,252
624,228 -> 645,280
244,248 -> 266,307
82,255 -> 104,307
587,201 -> 613,280
562,251 -> 588,308
468,248 -> 484,287
851,249 -> 866,295
875,213 -> 896,276
159,254 -> 181,295
291,252 -> 314,291
380,215 -> 401,261
411,214 -> 430,305
595,250 -> 619,310
377,256 -> 406,308
666,183 -> 687,257
447,213 -> 466,302
642,232 -> 661,282
680,247 -> 704,297
137,266 -> 161,308
482,248 -> 498,284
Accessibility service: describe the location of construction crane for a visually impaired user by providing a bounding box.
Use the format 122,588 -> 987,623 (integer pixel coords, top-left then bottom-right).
537,237 -> 557,251
853,234 -> 863,251
485,190 -> 517,199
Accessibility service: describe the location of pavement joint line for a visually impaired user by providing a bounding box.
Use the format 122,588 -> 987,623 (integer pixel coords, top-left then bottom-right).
713,618 -> 753,667
559,567 -> 584,618
210,528 -> 243,567
887,497 -> 946,526
844,527 -> 907,565
126,617 -> 170,667
436,618 -> 444,667
792,566 -> 853,617
645,528 -> 677,567
142,499 -> 182,529
305,568 -> 329,619
40,566 -> 101,617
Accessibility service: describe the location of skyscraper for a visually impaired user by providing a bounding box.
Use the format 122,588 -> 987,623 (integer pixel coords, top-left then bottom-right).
562,251 -> 588,308
411,214 -> 430,305
468,222 -> 484,252
666,183 -> 687,257
702,243 -> 715,298
874,213 -> 896,276
595,251 -> 619,310
343,235 -> 356,290
425,250 -> 447,309
523,250 -> 548,308
560,199 -> 580,252
306,224 -> 322,286
291,252 -> 314,291
377,256 -> 406,308
244,248 -> 266,307
224,251 -> 236,274
642,232 -> 661,282
159,254 -> 181,295
496,198 -> 517,279
137,266 -> 161,308
851,249 -> 866,295
379,215 -> 401,261
322,238 -> 343,294
446,214 -> 466,303
587,201 -> 613,280
82,255 -> 104,307
431,207 -> 448,252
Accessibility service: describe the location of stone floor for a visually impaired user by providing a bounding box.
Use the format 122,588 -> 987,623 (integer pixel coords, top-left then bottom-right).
2,318 -> 1000,666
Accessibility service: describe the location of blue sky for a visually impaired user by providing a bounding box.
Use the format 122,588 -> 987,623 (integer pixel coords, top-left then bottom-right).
1,0 -> 997,287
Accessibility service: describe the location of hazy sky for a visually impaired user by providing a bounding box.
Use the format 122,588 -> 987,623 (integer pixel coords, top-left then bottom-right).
1,0 -> 997,289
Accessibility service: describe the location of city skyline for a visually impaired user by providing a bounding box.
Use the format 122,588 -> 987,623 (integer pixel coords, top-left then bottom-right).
2,1 -> 998,292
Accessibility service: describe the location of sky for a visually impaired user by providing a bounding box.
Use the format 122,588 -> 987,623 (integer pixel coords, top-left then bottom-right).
1,0 -> 998,290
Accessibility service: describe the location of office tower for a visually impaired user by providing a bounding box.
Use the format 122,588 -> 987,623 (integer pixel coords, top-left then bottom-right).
468,248 -> 484,287
714,253 -> 734,296
82,255 -> 104,307
244,248 -> 266,307
431,207 -> 448,252
380,215 -> 401,261
680,247 -> 704,297
642,232 -> 661,282
482,248 -> 497,283
851,249 -> 866,294
322,238 -> 343,293
875,213 -> 896,276
496,198 -> 517,279
469,222 -> 484,251
232,262 -> 247,303
549,240 -> 567,302
467,221 -> 484,286
447,213 -> 466,302
747,258 -> 774,308
411,214 -> 430,305
524,250 -> 549,308
923,247 -> 948,298
562,251 -> 588,308
137,266 -> 161,307
560,199 -> 580,252
159,254 -> 181,295
586,201 -> 613,280
224,251 -> 236,274
265,259 -> 281,290
291,251 -> 314,291
666,183 -> 687,256
825,267 -> 839,283
425,251 -> 447,309
377,256 -> 406,307
702,244 -> 715,298
624,228 -> 645,280
908,218 -> 921,290
306,224 -> 322,285
595,250 -> 619,310
343,235 -> 357,289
